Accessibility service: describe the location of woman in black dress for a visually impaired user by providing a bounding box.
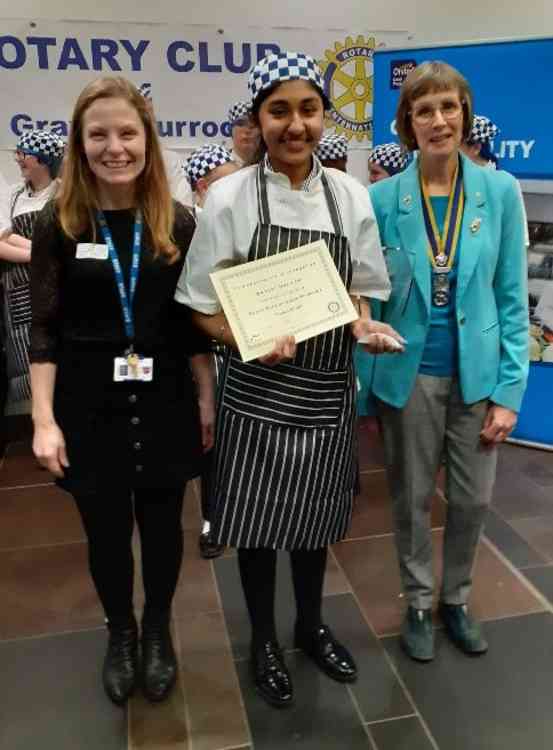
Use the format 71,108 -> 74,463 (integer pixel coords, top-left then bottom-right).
29,77 -> 214,706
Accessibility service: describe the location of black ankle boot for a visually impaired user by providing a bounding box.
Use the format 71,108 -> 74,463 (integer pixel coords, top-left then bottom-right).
102,616 -> 138,706
141,613 -> 178,702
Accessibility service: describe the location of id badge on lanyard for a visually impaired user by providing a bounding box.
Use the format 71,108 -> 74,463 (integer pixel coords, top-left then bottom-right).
97,210 -> 155,382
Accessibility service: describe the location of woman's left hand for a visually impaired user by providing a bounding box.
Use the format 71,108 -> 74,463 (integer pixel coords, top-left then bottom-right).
352,318 -> 406,354
480,404 -> 518,445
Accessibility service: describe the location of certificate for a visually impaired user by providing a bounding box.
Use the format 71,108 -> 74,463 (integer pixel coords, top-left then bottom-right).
210,239 -> 358,361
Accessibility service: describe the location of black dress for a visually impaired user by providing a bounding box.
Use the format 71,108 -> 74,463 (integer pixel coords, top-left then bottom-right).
29,202 -> 207,494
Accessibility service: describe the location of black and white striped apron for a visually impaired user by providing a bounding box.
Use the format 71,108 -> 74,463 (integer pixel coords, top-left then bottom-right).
2,188 -> 40,402
211,166 -> 356,550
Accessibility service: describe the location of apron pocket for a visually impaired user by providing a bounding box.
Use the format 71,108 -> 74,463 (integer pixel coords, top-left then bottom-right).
222,358 -> 348,429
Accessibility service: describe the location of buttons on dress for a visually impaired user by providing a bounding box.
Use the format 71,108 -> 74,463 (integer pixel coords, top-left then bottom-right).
131,416 -> 140,425
128,394 -> 138,404
136,464 -> 143,472
134,442 -> 142,451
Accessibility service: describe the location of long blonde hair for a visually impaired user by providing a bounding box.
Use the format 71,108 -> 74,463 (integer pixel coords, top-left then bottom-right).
57,76 -> 178,262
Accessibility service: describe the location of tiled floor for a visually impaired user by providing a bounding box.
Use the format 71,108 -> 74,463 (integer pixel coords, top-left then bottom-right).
1,416 -> 553,750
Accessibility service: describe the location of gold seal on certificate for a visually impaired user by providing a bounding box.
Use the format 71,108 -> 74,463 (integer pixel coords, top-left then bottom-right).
210,240 -> 358,361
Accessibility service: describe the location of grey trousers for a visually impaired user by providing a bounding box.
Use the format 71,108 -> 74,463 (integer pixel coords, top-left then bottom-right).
378,375 -> 497,610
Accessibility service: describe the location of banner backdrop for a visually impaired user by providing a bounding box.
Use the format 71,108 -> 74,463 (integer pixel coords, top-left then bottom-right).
372,37 -> 553,179
0,20 -> 408,150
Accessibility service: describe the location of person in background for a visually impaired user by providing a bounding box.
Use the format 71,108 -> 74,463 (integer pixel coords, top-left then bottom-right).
227,100 -> 260,167
185,143 -> 239,559
315,133 -> 348,172
0,130 -> 64,406
461,114 -> 499,169
368,142 -> 409,184
29,76 -> 213,706
176,50 -> 401,708
369,61 -> 528,663
185,144 -> 239,213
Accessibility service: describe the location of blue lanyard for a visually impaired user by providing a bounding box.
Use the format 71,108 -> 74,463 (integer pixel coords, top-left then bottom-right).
97,210 -> 143,345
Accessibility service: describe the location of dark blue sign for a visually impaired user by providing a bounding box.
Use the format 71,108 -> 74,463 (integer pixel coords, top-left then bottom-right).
373,37 -> 553,179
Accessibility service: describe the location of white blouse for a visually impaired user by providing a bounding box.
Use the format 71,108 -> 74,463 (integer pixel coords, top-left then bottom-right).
176,160 -> 391,314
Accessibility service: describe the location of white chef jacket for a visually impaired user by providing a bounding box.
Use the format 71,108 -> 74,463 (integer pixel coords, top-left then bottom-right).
176,159 -> 391,314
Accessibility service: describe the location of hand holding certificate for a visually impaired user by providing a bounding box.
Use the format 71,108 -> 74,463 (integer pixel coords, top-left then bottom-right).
210,240 -> 358,362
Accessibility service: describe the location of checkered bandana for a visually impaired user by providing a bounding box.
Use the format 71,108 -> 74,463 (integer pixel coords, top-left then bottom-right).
248,51 -> 326,104
228,100 -> 251,126
368,143 -> 408,172
185,144 -> 233,188
468,115 -> 500,145
315,134 -> 348,161
17,129 -> 65,164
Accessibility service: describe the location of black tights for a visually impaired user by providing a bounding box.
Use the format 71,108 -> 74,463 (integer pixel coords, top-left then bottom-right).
238,547 -> 327,647
73,486 -> 185,624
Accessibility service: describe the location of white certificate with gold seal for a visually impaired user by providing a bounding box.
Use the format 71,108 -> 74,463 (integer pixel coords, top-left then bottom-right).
210,239 -> 358,362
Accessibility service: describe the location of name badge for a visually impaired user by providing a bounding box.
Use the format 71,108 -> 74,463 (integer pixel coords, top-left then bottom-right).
113,356 -> 154,382
76,243 -> 109,260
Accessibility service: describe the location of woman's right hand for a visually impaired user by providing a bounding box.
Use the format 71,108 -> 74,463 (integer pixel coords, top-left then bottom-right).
258,336 -> 297,366
32,421 -> 70,478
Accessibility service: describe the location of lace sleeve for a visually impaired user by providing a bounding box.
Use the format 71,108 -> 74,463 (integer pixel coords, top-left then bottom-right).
29,202 -> 64,363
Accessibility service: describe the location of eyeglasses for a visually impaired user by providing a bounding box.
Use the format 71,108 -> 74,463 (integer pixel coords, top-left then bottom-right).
410,101 -> 463,126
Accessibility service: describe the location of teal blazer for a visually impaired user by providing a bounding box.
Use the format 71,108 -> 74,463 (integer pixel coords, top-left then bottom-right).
369,153 -> 529,412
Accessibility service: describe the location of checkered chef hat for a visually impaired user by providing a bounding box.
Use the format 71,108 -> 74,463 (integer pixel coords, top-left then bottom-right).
248,51 -> 328,106
16,129 -> 65,165
468,115 -> 500,145
185,144 -> 233,189
316,134 -> 348,161
368,143 -> 408,174
228,100 -> 251,126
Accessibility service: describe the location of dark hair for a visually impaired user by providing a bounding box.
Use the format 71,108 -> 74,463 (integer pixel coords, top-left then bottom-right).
396,61 -> 473,151
249,80 -> 330,164
480,141 -> 499,168
36,154 -> 63,179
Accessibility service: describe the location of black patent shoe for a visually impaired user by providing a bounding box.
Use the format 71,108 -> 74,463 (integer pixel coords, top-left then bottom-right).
198,531 -> 225,560
102,617 -> 139,706
251,640 -> 294,708
141,615 -> 178,702
295,624 -> 357,683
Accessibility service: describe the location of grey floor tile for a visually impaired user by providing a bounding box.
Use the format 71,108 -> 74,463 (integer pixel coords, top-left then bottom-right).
383,612 -> 553,750
322,596 -> 412,723
0,629 -> 127,750
523,565 -> 553,604
235,651 -> 370,749
369,717 -> 435,750
483,509 -> 547,568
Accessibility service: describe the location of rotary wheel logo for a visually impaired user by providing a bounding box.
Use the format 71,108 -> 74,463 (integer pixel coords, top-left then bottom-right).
319,35 -> 375,143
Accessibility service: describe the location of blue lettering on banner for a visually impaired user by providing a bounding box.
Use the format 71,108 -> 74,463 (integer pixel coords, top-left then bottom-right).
10,111 -> 233,140
198,41 -> 222,72
0,36 -> 26,68
27,37 -> 56,69
0,36 -> 280,72
224,42 -> 251,73
0,35 -> 150,71
167,41 -> 194,72
58,38 -> 90,70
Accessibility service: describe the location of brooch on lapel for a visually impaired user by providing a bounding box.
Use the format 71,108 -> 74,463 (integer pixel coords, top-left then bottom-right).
470,217 -> 482,234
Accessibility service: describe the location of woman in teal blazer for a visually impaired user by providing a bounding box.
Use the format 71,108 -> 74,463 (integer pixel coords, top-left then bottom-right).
369,62 -> 528,663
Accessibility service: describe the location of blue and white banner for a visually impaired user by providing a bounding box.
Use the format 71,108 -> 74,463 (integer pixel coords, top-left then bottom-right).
373,37 -> 553,180
0,20 -> 407,150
